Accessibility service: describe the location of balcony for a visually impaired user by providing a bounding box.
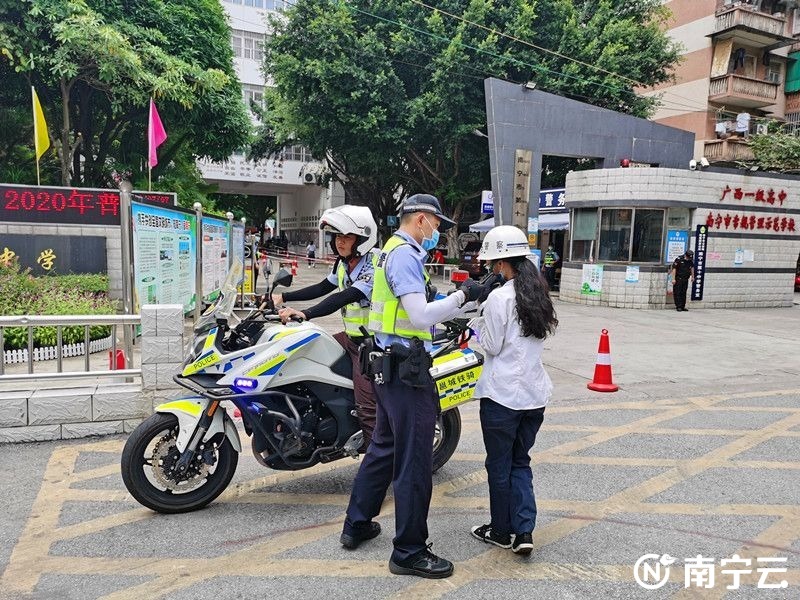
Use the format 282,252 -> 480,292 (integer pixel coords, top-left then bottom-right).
704,138 -> 755,162
708,74 -> 779,108
712,6 -> 791,47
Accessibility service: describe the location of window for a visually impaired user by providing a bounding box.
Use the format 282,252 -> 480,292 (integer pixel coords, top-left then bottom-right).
230,29 -> 265,62
786,112 -> 800,136
242,84 -> 264,109
569,208 -> 597,262
631,209 -> 664,263
766,64 -> 782,85
598,209 -> 632,262
282,145 -> 313,162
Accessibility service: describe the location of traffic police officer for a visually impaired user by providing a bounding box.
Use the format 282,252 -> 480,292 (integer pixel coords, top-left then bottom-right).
339,194 -> 485,579
271,205 -> 379,446
670,249 -> 695,311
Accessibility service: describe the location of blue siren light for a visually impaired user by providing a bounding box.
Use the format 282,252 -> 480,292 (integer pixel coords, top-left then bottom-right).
233,377 -> 258,393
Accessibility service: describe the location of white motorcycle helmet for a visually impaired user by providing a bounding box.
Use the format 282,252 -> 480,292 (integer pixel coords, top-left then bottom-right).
478,225 -> 531,261
319,205 -> 378,258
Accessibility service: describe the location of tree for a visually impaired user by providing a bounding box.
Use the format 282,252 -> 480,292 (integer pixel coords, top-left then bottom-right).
750,124 -> 800,173
0,0 -> 250,188
256,0 -> 680,251
211,193 -> 277,244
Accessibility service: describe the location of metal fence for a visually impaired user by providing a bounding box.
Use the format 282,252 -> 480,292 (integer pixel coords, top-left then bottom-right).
0,315 -> 140,383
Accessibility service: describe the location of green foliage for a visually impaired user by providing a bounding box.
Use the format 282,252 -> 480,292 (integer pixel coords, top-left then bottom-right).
0,262 -> 116,350
0,0 -> 250,191
210,193 -> 277,237
256,0 -> 681,238
750,123 -> 800,172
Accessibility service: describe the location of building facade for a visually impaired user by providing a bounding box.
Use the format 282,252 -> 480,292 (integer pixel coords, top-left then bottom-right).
198,0 -> 343,252
645,0 -> 800,163
561,167 -> 800,309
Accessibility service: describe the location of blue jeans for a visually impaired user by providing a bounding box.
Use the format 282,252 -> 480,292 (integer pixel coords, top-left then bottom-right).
480,398 -> 545,536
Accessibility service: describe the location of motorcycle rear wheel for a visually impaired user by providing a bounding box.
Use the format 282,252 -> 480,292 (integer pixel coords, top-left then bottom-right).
121,413 -> 238,514
432,408 -> 461,473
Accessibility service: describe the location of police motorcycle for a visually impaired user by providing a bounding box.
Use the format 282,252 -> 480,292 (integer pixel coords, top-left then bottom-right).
121,262 -> 486,514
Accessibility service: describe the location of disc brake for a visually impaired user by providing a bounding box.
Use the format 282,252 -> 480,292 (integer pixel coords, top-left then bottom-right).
151,433 -> 211,492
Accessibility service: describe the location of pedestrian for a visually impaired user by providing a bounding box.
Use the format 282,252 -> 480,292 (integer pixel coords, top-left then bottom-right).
339,193 -> 488,579
306,240 -> 317,268
431,248 -> 444,276
542,243 -> 559,290
670,249 -> 694,311
270,206 -> 379,448
468,225 -> 558,556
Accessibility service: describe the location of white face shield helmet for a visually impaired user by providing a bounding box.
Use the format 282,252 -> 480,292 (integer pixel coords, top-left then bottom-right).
319,205 -> 378,257
478,225 -> 532,261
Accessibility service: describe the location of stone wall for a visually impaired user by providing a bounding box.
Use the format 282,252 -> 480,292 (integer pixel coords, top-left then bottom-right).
562,168 -> 800,309
0,305 -> 186,443
0,222 -> 122,300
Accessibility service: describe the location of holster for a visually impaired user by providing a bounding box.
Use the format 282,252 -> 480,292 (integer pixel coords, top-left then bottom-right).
392,338 -> 433,389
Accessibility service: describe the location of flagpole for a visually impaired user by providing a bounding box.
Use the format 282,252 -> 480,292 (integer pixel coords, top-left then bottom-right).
32,86 -> 41,185
148,165 -> 152,191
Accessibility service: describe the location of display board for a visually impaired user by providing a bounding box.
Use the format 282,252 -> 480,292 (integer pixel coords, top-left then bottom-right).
131,201 -> 197,313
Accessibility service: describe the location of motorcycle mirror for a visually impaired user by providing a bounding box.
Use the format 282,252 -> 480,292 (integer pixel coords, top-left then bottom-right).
271,268 -> 293,290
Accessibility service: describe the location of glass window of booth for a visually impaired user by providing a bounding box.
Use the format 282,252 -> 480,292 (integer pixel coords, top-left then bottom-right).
632,209 -> 664,262
569,208 -> 598,261
599,209 -> 632,261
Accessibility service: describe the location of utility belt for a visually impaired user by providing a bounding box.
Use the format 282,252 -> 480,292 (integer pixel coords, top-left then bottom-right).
358,336 -> 433,388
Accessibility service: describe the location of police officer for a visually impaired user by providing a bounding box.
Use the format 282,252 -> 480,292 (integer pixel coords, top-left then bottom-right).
670,249 -> 695,311
270,205 -> 379,446
542,244 -> 560,290
339,194 -> 486,579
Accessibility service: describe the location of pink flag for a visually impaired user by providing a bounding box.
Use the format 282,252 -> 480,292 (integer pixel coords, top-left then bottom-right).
148,98 -> 167,168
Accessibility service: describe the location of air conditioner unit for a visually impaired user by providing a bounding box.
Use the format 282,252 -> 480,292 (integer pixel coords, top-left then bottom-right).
756,123 -> 768,135
302,172 -> 316,185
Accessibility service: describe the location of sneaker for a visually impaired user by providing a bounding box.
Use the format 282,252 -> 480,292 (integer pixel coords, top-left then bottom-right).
340,521 -> 381,549
512,532 -> 534,555
389,544 -> 454,579
470,524 -> 511,549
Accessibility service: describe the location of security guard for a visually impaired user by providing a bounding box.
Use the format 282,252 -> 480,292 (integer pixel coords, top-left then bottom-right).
339,194 -> 486,579
270,205 -> 379,445
670,249 -> 695,311
542,244 -> 560,290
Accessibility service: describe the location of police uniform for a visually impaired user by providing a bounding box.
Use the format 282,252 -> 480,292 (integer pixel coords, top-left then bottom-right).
326,253 -> 377,444
671,252 -> 694,311
341,193 -> 472,578
543,248 -> 559,289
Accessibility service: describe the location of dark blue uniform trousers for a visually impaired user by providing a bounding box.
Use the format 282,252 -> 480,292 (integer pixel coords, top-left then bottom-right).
343,376 -> 438,562
480,398 -> 545,536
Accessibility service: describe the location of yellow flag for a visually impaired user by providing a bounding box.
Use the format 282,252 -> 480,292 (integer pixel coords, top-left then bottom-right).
32,87 -> 50,160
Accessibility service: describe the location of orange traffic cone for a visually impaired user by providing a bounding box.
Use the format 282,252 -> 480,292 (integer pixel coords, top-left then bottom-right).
291,259 -> 298,276
587,328 -> 618,392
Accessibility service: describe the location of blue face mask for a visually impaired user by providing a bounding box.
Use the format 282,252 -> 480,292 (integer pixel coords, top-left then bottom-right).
420,217 -> 440,251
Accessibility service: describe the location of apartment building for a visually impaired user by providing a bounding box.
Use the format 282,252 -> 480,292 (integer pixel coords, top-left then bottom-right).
197,0 -> 344,249
645,0 -> 800,163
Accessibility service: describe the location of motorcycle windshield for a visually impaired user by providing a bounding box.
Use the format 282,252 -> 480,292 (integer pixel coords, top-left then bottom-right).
194,262 -> 242,332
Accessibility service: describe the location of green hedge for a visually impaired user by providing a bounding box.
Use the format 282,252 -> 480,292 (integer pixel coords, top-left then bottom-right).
0,263 -> 117,351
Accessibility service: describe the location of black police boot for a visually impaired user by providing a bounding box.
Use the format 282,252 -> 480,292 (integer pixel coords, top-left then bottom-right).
340,521 -> 381,550
389,544 -> 454,579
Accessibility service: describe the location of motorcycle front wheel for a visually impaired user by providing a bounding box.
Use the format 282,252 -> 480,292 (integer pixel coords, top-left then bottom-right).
432,408 -> 461,473
121,413 -> 238,514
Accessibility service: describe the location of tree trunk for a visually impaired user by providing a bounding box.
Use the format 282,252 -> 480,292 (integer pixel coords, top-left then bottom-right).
59,78 -> 72,186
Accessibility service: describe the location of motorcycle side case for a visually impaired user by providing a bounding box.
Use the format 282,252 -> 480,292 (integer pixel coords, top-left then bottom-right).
429,348 -> 483,411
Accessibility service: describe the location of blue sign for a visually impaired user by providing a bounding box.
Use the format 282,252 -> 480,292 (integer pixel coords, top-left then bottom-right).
665,229 -> 689,264
481,190 -> 494,215
539,188 -> 566,213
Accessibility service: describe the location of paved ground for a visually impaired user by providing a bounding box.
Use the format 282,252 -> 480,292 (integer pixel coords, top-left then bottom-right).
1,263 -> 799,599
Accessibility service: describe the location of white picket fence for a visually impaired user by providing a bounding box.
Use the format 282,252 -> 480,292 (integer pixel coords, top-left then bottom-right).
3,335 -> 113,365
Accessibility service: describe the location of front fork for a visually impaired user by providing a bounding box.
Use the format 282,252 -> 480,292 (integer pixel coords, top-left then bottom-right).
156,397 -> 243,468
174,399 -> 223,476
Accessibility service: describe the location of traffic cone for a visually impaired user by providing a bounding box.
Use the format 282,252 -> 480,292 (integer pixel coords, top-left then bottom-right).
291,259 -> 298,276
587,328 -> 618,392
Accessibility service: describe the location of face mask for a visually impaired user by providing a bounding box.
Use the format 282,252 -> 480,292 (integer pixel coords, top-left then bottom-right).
420,216 -> 440,251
